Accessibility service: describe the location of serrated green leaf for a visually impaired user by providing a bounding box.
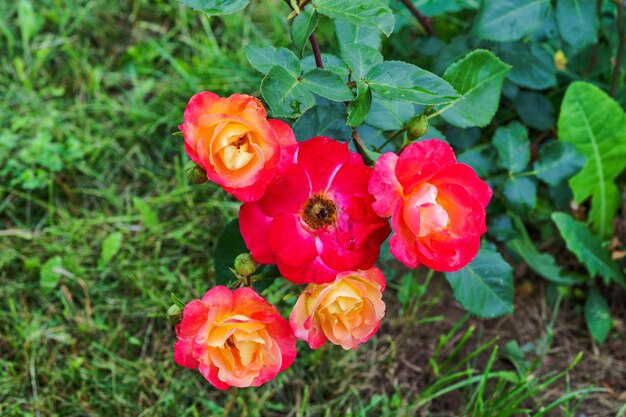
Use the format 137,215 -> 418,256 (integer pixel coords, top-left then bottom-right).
340,44 -> 383,80
585,288 -> 612,343
301,53 -> 350,80
498,43 -> 556,90
301,68 -> 353,102
503,177 -> 537,214
244,45 -> 300,75
533,141 -> 585,186
313,0 -> 395,36
291,7 -> 318,56
40,255 -> 62,296
366,61 -> 461,105
347,81 -> 372,127
335,20 -> 382,50
445,247 -> 514,318
214,218 -> 248,285
493,121 -> 529,173
177,0 -> 250,15
552,212 -> 626,287
439,49 -> 511,128
261,65 -> 315,118
457,144 -> 498,178
507,215 -> 584,285
514,91 -> 555,131
99,231 -> 123,268
365,98 -> 417,131
133,197 -> 158,229
556,0 -> 598,48
558,81 -> 626,239
293,102 -> 351,141
476,0 -> 552,42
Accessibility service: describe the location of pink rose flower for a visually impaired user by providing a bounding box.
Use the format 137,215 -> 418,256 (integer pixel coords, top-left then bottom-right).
369,139 -> 492,272
239,136 -> 391,284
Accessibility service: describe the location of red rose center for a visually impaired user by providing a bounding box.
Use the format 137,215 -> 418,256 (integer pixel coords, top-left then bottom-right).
302,195 -> 337,230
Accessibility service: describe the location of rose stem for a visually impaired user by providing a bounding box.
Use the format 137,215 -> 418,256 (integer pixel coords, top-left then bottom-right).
398,0 -> 433,36
610,0 -> 625,96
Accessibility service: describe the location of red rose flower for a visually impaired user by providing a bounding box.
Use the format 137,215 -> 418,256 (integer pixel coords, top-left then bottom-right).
173,286 -> 296,390
239,137 -> 391,284
369,139 -> 492,272
179,92 -> 297,202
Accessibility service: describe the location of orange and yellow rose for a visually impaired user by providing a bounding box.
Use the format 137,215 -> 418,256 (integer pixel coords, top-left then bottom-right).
179,92 -> 297,202
173,286 -> 297,389
290,268 -> 386,350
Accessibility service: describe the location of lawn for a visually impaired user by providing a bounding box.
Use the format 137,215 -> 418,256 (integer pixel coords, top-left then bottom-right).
1,1 -> 626,416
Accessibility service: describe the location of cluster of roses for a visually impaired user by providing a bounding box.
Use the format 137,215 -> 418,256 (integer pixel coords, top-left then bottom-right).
173,92 -> 492,390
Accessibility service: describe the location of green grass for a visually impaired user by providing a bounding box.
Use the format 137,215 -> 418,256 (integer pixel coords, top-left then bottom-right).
0,1 -> 602,416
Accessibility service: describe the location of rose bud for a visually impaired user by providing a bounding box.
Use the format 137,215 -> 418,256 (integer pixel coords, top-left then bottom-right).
239,137 -> 391,284
369,139 -> 492,272
173,286 -> 296,390
290,267 -> 386,350
179,92 -> 297,202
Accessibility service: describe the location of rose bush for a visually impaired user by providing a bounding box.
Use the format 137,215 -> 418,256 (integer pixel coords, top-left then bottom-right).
239,136 -> 391,284
369,139 -> 492,272
173,286 -> 296,389
180,92 -> 297,202
290,267 -> 386,350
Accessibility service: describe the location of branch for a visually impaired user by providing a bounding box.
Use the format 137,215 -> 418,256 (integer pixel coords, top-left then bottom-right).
398,0 -> 433,36
611,0 -> 625,96
309,34 -> 324,68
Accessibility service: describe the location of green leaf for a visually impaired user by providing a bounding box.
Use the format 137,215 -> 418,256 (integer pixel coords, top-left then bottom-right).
366,61 -> 461,105
552,212 -> 626,287
412,0 -> 479,16
301,54 -> 350,80
556,0 -> 598,48
177,0 -> 250,15
312,0 -> 395,36
340,44 -> 383,80
445,247 -> 514,318
293,102 -> 352,141
40,255 -> 63,296
585,288 -> 612,343
214,218 -> 248,285
558,81 -> 626,239
335,20 -> 382,50
261,65 -> 315,118
365,98 -> 417,131
498,43 -> 556,90
347,81 -> 372,127
533,141 -> 585,186
507,215 -> 584,285
476,0 -> 552,42
503,177 -> 537,214
99,231 -> 123,268
439,49 -> 511,128
493,121 -> 529,173
244,45 -> 300,75
133,197 -> 159,229
514,91 -> 555,131
301,68 -> 354,102
291,7 -> 318,56
457,145 -> 498,178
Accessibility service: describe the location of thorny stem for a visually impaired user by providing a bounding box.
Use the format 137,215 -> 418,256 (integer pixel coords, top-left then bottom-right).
610,0 -> 625,96
398,0 -> 434,36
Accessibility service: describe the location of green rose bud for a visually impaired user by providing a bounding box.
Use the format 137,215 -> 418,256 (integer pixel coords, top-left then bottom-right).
406,113 -> 429,140
184,160 -> 207,184
234,253 -> 258,277
167,304 -> 183,325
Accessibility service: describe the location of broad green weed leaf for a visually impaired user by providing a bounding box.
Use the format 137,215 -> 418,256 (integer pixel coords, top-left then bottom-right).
445,246 -> 514,318
439,49 -> 511,128
558,82 -> 626,238
40,255 -> 63,296
552,213 -> 626,287
133,197 -> 159,229
99,231 -> 123,268
584,288 -> 612,343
